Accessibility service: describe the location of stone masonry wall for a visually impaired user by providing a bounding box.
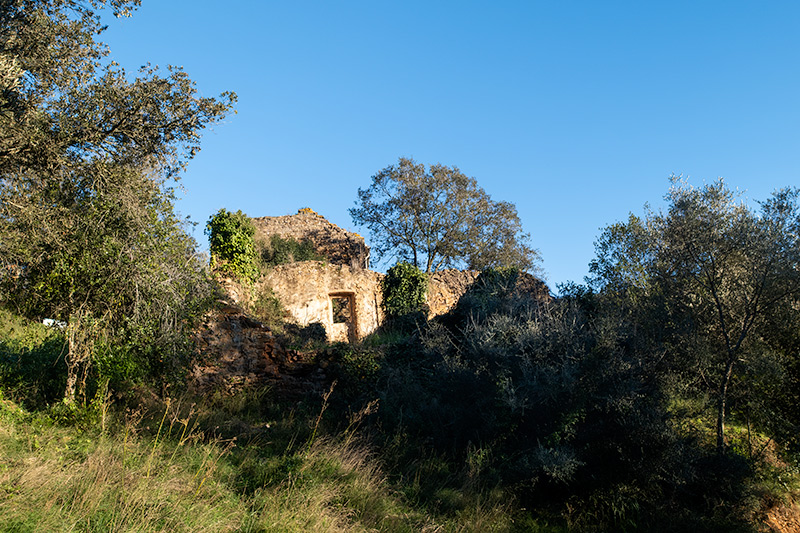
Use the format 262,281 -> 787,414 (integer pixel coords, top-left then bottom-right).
429,269 -> 551,315
427,270 -> 481,317
263,261 -> 384,343
252,209 -> 370,269
263,263 -> 550,342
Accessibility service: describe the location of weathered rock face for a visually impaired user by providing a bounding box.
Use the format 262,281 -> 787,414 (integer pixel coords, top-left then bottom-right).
252,209 -> 370,269
263,261 -> 384,343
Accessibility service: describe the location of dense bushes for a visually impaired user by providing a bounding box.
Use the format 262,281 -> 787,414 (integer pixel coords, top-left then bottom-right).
3,183 -> 798,530
206,209 -> 260,283
0,309 -> 66,408
367,268 -> 783,531
380,262 -> 428,332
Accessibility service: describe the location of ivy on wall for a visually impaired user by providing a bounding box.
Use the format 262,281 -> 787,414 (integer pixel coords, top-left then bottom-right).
205,209 -> 260,283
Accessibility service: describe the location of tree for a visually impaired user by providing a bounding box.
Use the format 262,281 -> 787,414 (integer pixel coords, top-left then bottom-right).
350,157 -> 539,273
590,177 -> 800,454
0,0 -> 235,401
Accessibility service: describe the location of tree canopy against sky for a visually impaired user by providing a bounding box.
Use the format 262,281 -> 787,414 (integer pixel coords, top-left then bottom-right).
350,157 -> 539,274
0,0 -> 235,401
590,177 -> 800,454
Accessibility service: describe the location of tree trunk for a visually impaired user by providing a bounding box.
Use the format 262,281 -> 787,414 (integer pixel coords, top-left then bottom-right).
64,320 -> 79,403
64,368 -> 78,403
64,311 -> 92,404
716,355 -> 737,454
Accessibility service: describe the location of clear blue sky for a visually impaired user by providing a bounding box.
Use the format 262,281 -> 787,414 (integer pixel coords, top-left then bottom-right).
101,1 -> 800,290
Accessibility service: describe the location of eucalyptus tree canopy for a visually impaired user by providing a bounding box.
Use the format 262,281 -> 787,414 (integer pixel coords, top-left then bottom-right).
350,157 -> 539,273
0,0 -> 236,401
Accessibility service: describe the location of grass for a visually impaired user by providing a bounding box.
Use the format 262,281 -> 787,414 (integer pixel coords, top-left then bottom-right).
6,309 -> 797,531
0,389 -> 527,532
0,395 -> 245,531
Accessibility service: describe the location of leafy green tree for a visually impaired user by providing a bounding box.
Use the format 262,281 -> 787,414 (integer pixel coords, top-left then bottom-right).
0,0 -> 234,401
350,157 -> 539,273
205,208 -> 260,282
590,178 -> 800,454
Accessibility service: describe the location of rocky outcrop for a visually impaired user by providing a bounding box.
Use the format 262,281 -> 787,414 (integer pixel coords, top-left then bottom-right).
252,209 -> 370,269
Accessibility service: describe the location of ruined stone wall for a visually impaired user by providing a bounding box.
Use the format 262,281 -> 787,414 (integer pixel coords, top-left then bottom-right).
252,209 -> 370,269
428,269 -> 551,317
513,271 -> 552,302
427,269 -> 481,317
263,263 -> 550,343
263,261 -> 384,343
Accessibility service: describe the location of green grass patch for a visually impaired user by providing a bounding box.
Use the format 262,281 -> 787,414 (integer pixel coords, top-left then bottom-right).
0,391 -> 528,532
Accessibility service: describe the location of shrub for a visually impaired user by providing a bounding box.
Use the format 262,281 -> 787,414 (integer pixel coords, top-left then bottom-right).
261,235 -> 326,267
326,342 -> 382,399
0,308 -> 66,407
250,285 -> 287,330
454,266 -> 520,321
378,294 -> 701,529
381,262 -> 428,332
205,209 -> 260,283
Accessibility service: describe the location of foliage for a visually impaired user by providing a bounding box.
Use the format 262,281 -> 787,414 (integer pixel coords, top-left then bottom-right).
261,234 -> 327,267
205,208 -> 260,282
589,177 -> 800,454
373,273 -> 790,531
404,301 -> 673,495
381,262 -> 428,332
4,288 -> 798,531
0,308 -> 65,407
451,266 -> 521,322
249,285 -> 287,330
3,8 -> 798,525
350,157 -> 539,273
325,342 -> 382,399
0,0 -> 235,175
0,0 -> 234,401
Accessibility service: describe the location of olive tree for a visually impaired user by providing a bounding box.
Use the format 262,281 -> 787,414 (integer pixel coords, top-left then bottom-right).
0,0 -> 235,401
590,177 -> 800,454
350,157 -> 539,273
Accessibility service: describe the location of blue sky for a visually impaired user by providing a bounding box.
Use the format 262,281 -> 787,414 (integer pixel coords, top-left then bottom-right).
101,1 -> 800,289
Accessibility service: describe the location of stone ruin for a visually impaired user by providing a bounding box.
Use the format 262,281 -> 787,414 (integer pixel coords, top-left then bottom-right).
252,208 -> 370,269
238,209 -> 550,344
263,261 -> 383,343
192,209 -> 551,393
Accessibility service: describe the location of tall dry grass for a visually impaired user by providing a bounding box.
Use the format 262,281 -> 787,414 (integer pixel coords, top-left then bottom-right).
0,393 -> 521,532
0,399 -> 245,531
